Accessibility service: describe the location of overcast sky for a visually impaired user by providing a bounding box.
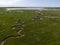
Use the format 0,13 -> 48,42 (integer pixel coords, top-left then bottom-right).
0,0 -> 60,7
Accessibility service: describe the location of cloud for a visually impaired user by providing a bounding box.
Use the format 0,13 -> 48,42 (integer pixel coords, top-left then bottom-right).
0,0 -> 23,7
0,0 -> 59,7
0,0 -> 51,7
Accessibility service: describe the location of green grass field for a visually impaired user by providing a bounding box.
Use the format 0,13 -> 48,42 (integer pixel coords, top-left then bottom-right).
0,8 -> 60,45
